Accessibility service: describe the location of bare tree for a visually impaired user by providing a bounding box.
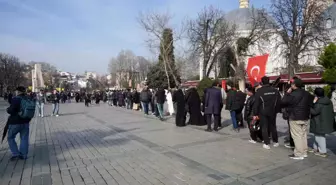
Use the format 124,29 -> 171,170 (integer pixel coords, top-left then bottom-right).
187,6 -> 237,78
138,11 -> 184,87
267,0 -> 330,77
108,50 -> 139,88
136,56 -> 151,81
0,53 -> 28,94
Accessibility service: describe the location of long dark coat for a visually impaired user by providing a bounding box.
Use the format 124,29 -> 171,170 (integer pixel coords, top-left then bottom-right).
118,91 -> 125,106
204,87 -> 223,115
310,97 -> 336,135
186,88 -> 205,126
173,89 -> 186,127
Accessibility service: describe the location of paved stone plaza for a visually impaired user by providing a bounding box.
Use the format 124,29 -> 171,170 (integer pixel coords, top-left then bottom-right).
0,100 -> 335,185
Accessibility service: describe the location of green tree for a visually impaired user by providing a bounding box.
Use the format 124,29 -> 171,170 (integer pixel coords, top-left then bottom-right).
158,28 -> 181,88
318,43 -> 336,84
196,77 -> 214,100
218,47 -> 236,78
146,63 -> 176,89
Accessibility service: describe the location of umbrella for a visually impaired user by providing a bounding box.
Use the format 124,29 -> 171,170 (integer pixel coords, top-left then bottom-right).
1,123 -> 8,143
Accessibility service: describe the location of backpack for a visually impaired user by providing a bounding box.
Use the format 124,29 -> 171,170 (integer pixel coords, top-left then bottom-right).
18,96 -> 36,119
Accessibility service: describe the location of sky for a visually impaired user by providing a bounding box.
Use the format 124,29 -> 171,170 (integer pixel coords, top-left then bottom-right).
0,0 -> 269,74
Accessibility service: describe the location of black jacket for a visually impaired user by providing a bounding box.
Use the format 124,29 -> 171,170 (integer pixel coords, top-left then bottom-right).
244,95 -> 256,121
253,85 -> 281,116
282,88 -> 312,121
225,89 -> 236,111
50,93 -> 60,103
6,94 -> 32,125
156,89 -> 166,104
140,90 -> 150,103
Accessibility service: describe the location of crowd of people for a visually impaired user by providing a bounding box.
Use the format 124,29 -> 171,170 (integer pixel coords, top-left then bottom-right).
2,75 -> 336,161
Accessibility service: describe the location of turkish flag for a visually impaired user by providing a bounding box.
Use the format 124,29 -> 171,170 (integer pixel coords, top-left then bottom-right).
246,54 -> 269,86
221,80 -> 226,91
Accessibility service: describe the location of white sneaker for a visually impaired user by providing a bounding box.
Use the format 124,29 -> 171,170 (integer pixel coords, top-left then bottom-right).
41,115 -> 44,118
303,154 -> 308,158
38,114 -> 41,117
289,154 -> 304,160
263,144 -> 270,150
56,115 -> 59,117
249,139 -> 257,144
273,143 -> 279,147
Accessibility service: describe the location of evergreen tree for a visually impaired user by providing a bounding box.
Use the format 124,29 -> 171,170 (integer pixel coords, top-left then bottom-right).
218,47 -> 236,78
318,43 -> 336,84
147,28 -> 180,88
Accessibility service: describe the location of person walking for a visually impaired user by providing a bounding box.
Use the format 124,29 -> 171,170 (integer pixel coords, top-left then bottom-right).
51,90 -> 60,117
282,78 -> 312,159
6,86 -> 35,160
140,87 -> 150,115
309,88 -> 336,158
253,76 -> 281,150
204,81 -> 223,132
36,89 -> 46,117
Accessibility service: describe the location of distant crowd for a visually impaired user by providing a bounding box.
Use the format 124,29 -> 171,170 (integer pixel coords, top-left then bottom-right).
2,76 -> 336,162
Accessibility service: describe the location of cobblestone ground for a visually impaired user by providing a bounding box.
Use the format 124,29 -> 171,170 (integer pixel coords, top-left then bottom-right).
0,100 -> 335,185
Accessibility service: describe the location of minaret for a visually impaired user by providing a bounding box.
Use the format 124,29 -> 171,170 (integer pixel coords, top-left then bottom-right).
239,0 -> 249,8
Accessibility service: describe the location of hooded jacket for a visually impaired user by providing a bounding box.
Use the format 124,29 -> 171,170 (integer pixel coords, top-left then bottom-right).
310,97 -> 336,135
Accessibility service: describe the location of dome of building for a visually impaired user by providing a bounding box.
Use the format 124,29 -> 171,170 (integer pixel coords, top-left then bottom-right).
225,7 -> 275,31
322,1 -> 336,29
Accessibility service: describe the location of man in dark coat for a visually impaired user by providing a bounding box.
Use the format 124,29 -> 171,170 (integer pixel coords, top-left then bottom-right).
5,86 -> 32,160
282,78 -> 311,159
204,81 -> 223,132
140,87 -> 151,115
244,86 -> 263,143
173,88 -> 186,127
253,76 -> 281,150
185,87 -> 204,126
226,85 -> 240,132
310,88 -> 335,158
155,87 -> 166,121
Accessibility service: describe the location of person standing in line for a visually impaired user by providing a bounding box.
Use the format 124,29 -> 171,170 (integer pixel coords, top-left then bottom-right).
204,81 -> 223,132
281,78 -> 312,159
309,88 -> 335,158
51,90 -> 60,117
253,76 -> 281,150
226,84 -> 239,132
172,87 -> 186,127
36,89 -> 46,117
6,86 -> 34,160
155,87 -> 166,121
140,87 -> 150,115
244,86 -> 263,143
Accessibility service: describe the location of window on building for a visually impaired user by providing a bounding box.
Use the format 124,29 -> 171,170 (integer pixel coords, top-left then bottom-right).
326,18 -> 332,29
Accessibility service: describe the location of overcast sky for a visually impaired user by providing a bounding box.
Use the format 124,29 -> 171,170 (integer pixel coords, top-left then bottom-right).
0,0 -> 269,74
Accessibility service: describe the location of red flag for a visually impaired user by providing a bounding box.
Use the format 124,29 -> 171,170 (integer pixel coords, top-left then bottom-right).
246,54 -> 269,86
221,80 -> 226,91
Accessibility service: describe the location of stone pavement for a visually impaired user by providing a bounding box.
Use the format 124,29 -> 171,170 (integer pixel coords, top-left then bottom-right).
0,100 -> 336,185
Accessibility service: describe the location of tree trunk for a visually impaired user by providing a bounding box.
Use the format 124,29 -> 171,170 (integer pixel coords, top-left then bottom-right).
163,59 -> 170,89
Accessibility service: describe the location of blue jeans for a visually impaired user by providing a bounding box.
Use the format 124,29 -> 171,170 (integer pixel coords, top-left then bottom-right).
37,102 -> 44,116
230,111 -> 238,129
141,102 -> 149,115
52,103 -> 59,115
7,124 -> 30,158
157,103 -> 164,119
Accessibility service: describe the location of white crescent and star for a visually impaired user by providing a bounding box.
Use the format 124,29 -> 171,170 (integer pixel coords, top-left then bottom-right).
250,65 -> 261,81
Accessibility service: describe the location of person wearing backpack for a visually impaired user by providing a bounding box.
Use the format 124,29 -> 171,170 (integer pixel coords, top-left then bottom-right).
6,86 -> 35,161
